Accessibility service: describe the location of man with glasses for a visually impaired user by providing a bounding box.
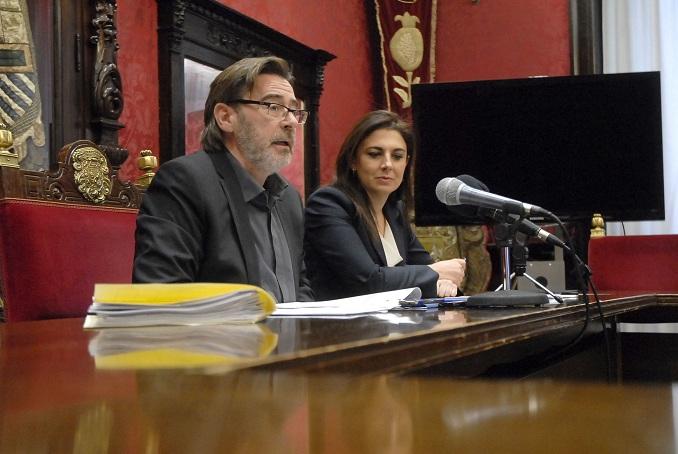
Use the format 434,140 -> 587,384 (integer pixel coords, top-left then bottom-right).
133,56 -> 314,302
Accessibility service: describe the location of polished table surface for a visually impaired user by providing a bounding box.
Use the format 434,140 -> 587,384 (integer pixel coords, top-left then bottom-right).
1,293 -> 678,452
265,292 -> 675,374
4,292 -> 678,375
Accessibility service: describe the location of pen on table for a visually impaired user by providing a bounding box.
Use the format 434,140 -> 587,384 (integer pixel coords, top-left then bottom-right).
399,297 -> 467,309
419,297 -> 467,306
398,299 -> 438,309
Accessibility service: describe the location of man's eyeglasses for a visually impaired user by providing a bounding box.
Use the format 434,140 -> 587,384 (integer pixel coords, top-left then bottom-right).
227,99 -> 309,125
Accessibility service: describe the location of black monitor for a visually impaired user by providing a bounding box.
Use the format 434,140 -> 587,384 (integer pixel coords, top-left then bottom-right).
412,71 -> 664,226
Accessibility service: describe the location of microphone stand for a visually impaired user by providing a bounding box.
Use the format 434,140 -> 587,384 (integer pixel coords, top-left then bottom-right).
495,220 -> 517,292
501,233 -> 563,303
466,216 -> 550,307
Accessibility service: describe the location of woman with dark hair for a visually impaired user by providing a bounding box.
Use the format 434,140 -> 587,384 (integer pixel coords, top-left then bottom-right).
304,110 -> 466,300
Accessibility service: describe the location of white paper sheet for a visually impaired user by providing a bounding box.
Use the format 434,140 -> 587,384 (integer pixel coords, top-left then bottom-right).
271,288 -> 422,317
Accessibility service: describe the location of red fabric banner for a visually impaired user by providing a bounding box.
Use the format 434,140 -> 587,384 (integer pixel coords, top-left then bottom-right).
371,0 -> 437,119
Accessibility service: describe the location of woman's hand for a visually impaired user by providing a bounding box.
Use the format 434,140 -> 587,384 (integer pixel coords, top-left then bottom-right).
429,258 -> 466,287
436,279 -> 458,297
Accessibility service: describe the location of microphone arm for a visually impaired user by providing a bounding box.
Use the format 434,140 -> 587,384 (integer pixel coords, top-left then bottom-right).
479,208 -> 570,251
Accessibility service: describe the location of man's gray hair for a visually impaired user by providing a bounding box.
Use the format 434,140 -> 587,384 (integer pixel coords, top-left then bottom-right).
200,56 -> 294,153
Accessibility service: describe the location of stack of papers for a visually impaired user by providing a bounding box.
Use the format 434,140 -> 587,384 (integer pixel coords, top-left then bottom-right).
83,283 -> 277,328
272,288 -> 421,317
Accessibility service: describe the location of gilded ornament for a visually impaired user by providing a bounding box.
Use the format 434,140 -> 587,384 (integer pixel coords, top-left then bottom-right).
590,213 -> 606,238
72,146 -> 112,204
136,149 -> 158,188
389,12 -> 424,108
0,122 -> 19,168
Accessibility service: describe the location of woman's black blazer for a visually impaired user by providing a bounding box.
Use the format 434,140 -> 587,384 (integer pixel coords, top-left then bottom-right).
304,186 -> 438,300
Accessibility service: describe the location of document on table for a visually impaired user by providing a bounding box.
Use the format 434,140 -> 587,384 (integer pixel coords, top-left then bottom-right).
83,283 -> 276,328
272,287 -> 422,317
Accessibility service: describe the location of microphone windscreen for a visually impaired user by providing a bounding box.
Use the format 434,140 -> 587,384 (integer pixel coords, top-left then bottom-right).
435,177 -> 454,204
441,175 -> 489,221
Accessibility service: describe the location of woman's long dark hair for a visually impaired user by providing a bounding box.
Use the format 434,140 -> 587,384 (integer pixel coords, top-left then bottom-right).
334,110 -> 414,239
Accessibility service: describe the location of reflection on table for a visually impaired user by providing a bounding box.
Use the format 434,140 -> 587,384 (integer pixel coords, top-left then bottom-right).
1,367 -> 675,453
88,323 -> 278,370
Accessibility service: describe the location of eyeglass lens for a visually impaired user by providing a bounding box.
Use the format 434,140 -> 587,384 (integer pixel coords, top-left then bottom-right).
268,103 -> 307,124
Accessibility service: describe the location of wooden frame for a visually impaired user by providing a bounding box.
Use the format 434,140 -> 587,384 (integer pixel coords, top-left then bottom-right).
157,0 -> 334,198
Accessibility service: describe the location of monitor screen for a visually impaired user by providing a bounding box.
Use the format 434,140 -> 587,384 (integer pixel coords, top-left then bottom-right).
412,71 -> 664,226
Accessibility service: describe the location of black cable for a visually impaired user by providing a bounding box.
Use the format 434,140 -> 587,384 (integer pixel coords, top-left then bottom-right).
549,212 -> 612,383
536,211 -> 612,381
587,276 -> 612,381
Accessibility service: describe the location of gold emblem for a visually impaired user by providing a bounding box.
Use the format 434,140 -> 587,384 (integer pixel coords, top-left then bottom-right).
389,12 -> 424,108
72,146 -> 112,204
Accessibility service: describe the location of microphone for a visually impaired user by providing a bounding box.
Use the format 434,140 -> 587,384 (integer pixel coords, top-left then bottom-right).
443,175 -> 568,250
479,208 -> 570,251
436,176 -> 551,217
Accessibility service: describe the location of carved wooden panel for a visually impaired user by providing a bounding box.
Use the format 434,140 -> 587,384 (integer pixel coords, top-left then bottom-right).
90,0 -> 128,168
2,140 -> 142,209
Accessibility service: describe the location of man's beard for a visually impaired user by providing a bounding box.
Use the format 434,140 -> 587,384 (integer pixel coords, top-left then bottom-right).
234,113 -> 294,177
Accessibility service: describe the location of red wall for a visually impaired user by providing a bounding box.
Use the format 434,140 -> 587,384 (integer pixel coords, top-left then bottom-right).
116,0 -> 570,186
116,0 -> 158,181
435,0 -> 571,82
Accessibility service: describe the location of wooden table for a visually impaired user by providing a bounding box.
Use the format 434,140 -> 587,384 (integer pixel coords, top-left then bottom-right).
1,293 -> 677,452
0,357 -> 675,452
260,292 -> 678,375
2,293 -> 677,376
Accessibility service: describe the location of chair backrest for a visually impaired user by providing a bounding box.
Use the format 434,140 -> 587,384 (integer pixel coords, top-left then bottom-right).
587,235 -> 678,291
0,140 -> 143,321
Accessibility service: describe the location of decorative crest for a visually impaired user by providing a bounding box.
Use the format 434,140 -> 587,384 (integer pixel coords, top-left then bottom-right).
72,146 -> 112,204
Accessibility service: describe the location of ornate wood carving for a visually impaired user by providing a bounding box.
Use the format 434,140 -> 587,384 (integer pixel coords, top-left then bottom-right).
20,140 -> 142,209
169,0 -> 186,52
205,23 -> 268,57
157,0 -> 335,198
90,0 -> 128,168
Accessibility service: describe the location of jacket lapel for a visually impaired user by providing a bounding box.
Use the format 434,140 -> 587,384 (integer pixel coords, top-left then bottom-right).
206,151 -> 260,285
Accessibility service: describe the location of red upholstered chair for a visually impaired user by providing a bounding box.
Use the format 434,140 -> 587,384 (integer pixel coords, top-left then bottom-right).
0,140 -> 145,322
587,235 -> 678,291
